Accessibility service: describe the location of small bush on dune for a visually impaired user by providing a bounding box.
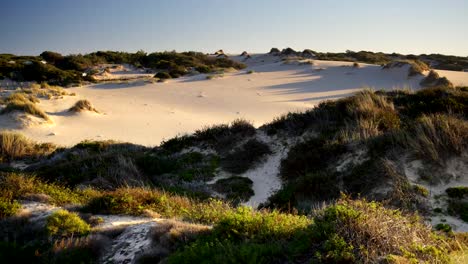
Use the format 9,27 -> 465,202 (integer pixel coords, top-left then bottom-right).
154,72 -> 171,79
68,100 -> 98,113
45,209 -> 90,237
194,119 -> 256,153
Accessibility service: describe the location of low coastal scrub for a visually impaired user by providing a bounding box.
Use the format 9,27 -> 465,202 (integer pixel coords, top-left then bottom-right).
0,51 -> 246,85
167,197 -> 457,264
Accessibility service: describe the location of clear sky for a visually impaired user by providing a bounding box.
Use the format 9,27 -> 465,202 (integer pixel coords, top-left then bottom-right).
1,0 -> 467,56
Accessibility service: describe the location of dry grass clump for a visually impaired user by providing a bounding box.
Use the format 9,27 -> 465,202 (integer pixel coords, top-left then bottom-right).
69,100 -> 99,113
404,114 -> 468,163
25,82 -> 73,99
4,92 -> 40,104
52,235 -> 109,263
137,220 -> 211,262
84,187 -> 233,224
0,93 -> 50,120
0,131 -> 56,162
338,90 -> 400,142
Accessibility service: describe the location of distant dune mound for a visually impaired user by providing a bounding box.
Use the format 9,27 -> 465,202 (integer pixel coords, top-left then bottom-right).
69,100 -> 99,113
301,49 -> 316,58
382,59 -> 430,77
240,51 -> 249,56
214,49 -> 225,55
420,70 -> 454,88
269,47 -> 280,55
280,47 -> 297,56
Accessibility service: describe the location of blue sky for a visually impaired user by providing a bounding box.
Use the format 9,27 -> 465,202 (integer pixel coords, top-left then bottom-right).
1,0 -> 467,56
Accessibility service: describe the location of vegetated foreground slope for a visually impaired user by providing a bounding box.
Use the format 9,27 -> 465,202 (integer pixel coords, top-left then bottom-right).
1,84 -> 468,263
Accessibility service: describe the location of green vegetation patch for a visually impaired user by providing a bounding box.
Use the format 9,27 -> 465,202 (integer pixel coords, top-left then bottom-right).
45,209 -> 90,237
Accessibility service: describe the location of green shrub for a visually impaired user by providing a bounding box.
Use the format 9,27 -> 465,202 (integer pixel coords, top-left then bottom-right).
435,223 -> 453,234
448,200 -> 468,223
413,185 -> 429,197
446,187 -> 468,199
154,72 -> 171,79
280,137 -> 346,180
0,198 -> 20,218
46,209 -> 90,237
195,65 -> 211,73
213,176 -> 254,202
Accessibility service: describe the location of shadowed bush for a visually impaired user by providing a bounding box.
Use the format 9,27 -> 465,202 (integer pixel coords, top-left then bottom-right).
221,139 -> 271,174
213,176 -> 254,203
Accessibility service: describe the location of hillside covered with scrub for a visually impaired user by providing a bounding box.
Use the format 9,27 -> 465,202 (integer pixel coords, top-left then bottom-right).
0,50 -> 246,86
1,83 -> 468,263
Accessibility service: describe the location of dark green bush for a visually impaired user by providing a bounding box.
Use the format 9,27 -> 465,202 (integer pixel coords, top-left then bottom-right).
446,187 -> 468,199
213,176 -> 254,202
155,72 -> 171,79
280,137 -> 346,180
221,139 -> 271,174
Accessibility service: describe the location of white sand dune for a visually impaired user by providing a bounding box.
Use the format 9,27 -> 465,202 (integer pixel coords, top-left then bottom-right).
4,54 -> 468,147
